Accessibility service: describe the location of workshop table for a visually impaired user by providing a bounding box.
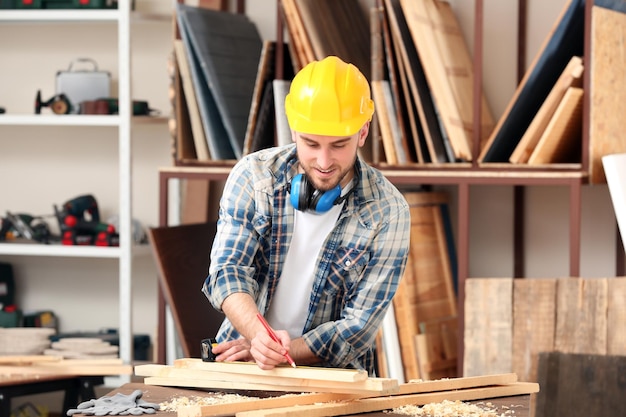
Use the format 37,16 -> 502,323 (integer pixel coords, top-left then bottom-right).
0,374 -> 104,416
106,382 -> 532,417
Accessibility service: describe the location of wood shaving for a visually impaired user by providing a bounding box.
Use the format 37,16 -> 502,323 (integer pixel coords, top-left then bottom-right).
387,399 -> 517,417
159,393 -> 258,411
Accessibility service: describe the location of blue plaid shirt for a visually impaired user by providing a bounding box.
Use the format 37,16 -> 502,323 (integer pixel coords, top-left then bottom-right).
202,144 -> 410,375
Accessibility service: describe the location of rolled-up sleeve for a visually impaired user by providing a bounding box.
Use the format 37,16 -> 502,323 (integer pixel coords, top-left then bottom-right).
202,158 -> 261,311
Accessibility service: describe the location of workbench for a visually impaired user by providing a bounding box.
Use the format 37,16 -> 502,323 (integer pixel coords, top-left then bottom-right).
106,382 -> 532,416
0,374 -> 103,416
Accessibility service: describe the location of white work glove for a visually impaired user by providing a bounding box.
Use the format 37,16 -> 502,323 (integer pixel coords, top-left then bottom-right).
66,389 -> 159,416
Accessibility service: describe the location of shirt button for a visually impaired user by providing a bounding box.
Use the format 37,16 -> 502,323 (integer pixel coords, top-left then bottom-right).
345,260 -> 351,266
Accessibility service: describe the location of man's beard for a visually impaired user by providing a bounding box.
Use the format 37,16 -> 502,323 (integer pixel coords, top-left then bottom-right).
302,164 -> 352,192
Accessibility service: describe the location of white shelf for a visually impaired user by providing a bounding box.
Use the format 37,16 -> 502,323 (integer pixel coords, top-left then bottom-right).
0,115 -> 120,127
0,243 -> 151,258
0,10 -> 121,22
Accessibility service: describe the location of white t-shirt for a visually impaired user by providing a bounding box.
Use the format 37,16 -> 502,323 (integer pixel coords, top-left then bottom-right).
265,200 -> 344,337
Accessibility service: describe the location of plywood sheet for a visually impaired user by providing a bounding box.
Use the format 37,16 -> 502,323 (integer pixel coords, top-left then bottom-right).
590,6 -> 626,183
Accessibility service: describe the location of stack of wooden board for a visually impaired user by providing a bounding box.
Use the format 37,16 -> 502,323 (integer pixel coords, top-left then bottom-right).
134,364 -> 538,417
136,358 -> 397,396
0,355 -> 132,376
389,191 -> 458,382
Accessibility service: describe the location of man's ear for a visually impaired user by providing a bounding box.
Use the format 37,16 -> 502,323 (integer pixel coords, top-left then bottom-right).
291,130 -> 298,143
358,121 -> 370,147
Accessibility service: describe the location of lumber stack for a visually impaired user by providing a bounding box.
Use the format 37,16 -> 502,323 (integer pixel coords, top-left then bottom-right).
134,364 -> 537,417
0,355 -> 132,376
390,191 -> 458,382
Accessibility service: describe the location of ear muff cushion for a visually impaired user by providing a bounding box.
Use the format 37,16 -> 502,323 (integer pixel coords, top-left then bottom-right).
311,185 -> 341,213
290,174 -> 307,211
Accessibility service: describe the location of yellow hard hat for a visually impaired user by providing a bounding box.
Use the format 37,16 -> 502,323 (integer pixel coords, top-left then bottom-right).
285,56 -> 375,137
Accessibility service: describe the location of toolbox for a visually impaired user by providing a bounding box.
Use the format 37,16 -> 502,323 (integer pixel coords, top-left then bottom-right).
0,0 -> 118,8
56,58 -> 111,114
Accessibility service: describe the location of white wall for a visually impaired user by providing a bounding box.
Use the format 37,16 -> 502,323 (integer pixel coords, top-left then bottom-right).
0,0 -> 619,365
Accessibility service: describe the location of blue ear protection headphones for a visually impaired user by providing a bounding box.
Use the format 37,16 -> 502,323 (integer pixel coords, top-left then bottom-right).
289,173 -> 342,213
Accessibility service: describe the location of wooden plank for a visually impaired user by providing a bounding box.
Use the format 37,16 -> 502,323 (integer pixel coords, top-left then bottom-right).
399,0 -> 471,161
141,373 -> 398,396
463,278 -> 513,377
177,391 -> 359,417
480,0 -> 585,162
172,52 -> 197,162
174,40 -> 210,160
425,0 -> 494,150
385,0 -> 452,163
527,87 -> 584,165
590,6 -> 626,183
403,372 -> 517,392
377,1 -> 421,164
173,358 -> 368,382
555,278 -> 608,355
512,278 -> 556,383
0,355 -> 61,365
243,41 -> 275,156
0,364 -> 131,376
135,363 -> 388,394
281,0 -> 314,67
236,382 -> 539,417
607,277 -> 626,355
295,0 -> 370,80
510,56 -> 583,164
372,80 -> 399,165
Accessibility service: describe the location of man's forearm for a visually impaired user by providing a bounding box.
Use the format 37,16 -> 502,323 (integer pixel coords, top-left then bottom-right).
221,292 -> 265,340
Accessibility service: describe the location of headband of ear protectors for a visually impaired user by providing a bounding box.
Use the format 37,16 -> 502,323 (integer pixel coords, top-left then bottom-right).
290,173 -> 343,213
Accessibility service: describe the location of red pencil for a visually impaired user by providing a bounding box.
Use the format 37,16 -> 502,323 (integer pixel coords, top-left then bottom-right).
256,313 -> 297,368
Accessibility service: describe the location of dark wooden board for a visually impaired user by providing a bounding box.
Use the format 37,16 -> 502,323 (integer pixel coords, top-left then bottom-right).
295,0 -> 371,81
177,3 -> 263,159
480,0 -> 585,162
535,352 -> 626,417
147,222 -> 225,358
177,5 -> 234,160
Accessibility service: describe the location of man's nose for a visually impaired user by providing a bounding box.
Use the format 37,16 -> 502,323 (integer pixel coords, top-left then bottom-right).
316,148 -> 333,169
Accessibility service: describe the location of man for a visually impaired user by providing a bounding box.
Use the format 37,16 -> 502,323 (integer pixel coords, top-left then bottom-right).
202,56 -> 410,375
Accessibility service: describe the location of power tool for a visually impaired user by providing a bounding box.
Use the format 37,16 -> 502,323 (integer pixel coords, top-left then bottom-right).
54,194 -> 119,246
0,212 -> 52,243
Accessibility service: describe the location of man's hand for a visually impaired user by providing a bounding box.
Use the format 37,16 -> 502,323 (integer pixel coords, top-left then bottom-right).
249,328 -> 293,370
212,338 -> 254,363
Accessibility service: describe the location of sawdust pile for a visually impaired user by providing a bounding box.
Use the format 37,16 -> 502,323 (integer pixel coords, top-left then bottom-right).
159,393 -> 258,411
388,400 -> 517,417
